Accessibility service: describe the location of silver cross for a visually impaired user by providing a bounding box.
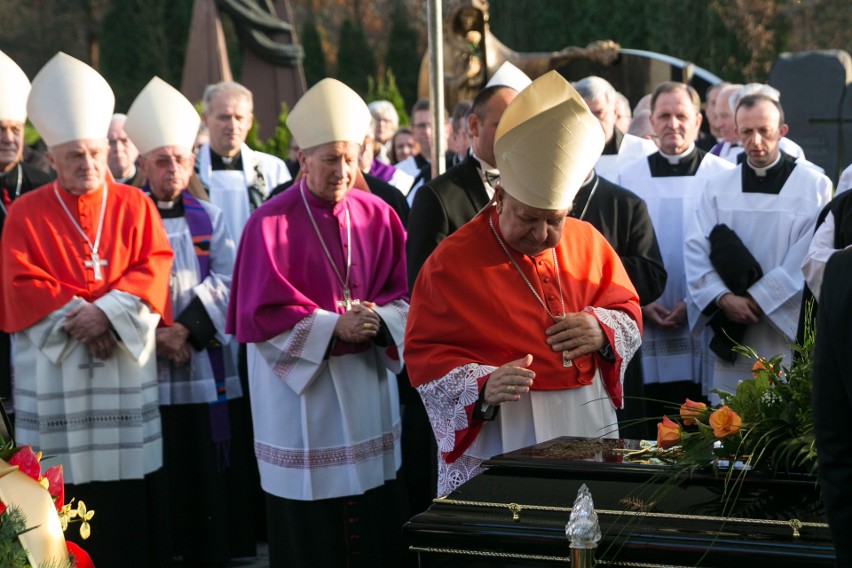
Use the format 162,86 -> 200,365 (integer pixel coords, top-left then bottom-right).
84,252 -> 108,281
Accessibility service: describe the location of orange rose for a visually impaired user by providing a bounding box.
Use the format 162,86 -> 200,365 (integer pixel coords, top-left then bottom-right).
709,405 -> 742,438
752,358 -> 778,378
656,415 -> 681,449
679,398 -> 707,426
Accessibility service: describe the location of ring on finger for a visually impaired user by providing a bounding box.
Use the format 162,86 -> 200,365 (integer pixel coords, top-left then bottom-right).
363,322 -> 373,330
507,384 -> 516,394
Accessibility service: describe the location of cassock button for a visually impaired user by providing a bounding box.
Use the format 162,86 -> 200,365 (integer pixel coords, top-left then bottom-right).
547,295 -> 555,301
542,277 -> 550,283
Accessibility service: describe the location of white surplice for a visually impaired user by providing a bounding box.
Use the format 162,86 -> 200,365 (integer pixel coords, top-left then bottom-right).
684,163 -> 832,399
157,200 -> 241,405
619,153 -> 734,392
595,132 -> 658,182
196,143 -> 291,246
247,300 -> 408,501
13,291 -> 162,484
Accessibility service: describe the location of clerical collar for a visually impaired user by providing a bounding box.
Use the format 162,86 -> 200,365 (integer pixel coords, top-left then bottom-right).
659,144 -> 696,165
157,199 -> 177,209
472,151 -> 499,198
210,149 -> 243,171
115,164 -> 137,184
747,153 -> 782,177
149,192 -> 185,218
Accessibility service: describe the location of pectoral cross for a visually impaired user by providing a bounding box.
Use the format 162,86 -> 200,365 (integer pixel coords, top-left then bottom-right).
335,288 -> 361,311
79,351 -> 105,379
563,351 -> 573,368
84,251 -> 108,281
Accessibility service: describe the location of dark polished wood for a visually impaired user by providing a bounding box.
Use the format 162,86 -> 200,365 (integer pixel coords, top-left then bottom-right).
404,437 -> 834,567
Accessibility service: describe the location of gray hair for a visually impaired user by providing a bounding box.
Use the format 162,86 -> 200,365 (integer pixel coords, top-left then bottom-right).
202,82 -> 254,114
368,100 -> 399,130
729,83 -> 780,113
573,76 -> 617,106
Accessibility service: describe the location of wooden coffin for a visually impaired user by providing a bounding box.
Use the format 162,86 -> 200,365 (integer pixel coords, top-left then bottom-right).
403,437 -> 834,567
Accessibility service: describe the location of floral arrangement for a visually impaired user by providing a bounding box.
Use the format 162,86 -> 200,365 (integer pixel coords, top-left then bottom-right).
0,441 -> 94,568
651,331 -> 817,483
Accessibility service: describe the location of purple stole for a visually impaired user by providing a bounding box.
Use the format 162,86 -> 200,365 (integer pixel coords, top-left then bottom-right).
182,192 -> 232,469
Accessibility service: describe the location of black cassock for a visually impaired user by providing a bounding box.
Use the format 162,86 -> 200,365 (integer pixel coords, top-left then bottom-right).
570,172 -> 667,439
813,247 -> 852,568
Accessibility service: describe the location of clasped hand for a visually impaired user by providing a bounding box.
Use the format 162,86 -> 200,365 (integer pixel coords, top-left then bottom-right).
545,311 -> 605,359
64,301 -> 115,359
334,302 -> 381,343
642,300 -> 687,329
156,323 -> 192,366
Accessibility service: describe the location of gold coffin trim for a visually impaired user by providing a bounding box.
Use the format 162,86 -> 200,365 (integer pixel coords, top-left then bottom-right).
409,545 -> 691,567
434,497 -> 829,538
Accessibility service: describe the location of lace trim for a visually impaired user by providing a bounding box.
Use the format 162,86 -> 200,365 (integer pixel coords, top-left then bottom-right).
438,453 -> 485,497
255,421 -> 400,469
585,306 -> 641,384
272,313 -> 316,378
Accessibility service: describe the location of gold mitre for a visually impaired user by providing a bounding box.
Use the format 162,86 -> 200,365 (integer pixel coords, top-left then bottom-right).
0,50 -> 30,122
494,70 -> 604,210
125,76 -> 200,155
286,78 -> 371,150
486,61 -> 531,92
27,52 -> 114,148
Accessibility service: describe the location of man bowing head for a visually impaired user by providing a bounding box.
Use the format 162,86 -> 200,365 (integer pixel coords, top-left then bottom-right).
226,78 -> 409,568
405,71 -> 643,497
0,53 -> 173,565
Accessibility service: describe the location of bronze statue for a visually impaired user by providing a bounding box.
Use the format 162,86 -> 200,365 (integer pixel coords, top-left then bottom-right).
419,0 -> 620,109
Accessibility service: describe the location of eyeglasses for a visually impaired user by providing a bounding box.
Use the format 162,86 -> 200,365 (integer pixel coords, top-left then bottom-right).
153,155 -> 193,168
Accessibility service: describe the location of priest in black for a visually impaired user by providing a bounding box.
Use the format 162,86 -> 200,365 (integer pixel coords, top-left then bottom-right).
570,171 -> 667,438
812,247 -> 852,568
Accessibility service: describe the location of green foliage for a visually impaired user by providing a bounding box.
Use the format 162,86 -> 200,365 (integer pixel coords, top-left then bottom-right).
244,103 -> 291,162
384,3 -> 421,113
366,69 -> 410,126
336,18 -> 376,97
300,16 -> 327,87
99,0 -> 194,111
0,507 -> 73,568
486,0 -> 783,83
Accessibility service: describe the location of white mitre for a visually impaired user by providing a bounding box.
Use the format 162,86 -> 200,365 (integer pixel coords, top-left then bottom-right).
286,78 -> 371,150
26,52 -> 115,147
124,77 -> 200,155
486,61 -> 532,92
494,71 -> 604,211
0,50 -> 30,122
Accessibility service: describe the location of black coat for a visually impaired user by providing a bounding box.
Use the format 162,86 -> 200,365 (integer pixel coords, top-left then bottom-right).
406,155 -> 490,290
812,247 -> 852,568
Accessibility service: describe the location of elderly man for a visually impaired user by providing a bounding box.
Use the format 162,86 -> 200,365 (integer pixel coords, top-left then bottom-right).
0,52 -> 173,566
197,81 -> 290,244
226,78 -> 409,568
619,82 -> 734,407
0,50 -> 54,414
107,113 -> 144,186
574,75 -> 656,182
685,93 -> 832,399
368,99 -> 399,163
124,76 -> 255,565
405,71 -> 641,496
709,83 -> 743,161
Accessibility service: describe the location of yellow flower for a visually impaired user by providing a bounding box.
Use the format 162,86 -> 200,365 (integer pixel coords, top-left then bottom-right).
76,500 -> 95,540
709,405 -> 742,438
